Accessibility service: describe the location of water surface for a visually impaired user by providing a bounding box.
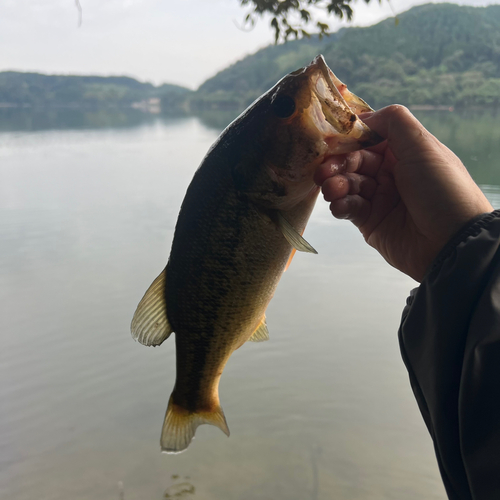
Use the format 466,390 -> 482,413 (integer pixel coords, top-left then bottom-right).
1,108 -> 497,500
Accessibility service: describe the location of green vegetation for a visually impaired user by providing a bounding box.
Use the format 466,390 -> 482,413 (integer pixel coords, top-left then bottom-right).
196,3 -> 500,110
0,72 -> 192,110
324,3 -> 500,108
239,0 -> 356,42
2,4 -> 500,112
195,36 -> 330,109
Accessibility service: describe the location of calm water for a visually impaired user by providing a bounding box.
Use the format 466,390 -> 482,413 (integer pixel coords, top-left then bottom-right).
1,108 -> 499,500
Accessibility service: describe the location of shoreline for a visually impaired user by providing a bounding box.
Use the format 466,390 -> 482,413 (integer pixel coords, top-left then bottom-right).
408,105 -> 455,111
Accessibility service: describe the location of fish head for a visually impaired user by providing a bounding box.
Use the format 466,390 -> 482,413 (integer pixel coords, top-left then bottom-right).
230,55 -> 382,210
263,54 -> 382,169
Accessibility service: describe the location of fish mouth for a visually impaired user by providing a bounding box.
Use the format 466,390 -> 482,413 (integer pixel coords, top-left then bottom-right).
307,55 -> 382,153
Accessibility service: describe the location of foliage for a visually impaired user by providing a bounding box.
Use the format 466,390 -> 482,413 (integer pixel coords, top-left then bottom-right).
4,4 -> 500,112
196,3 -> 500,110
0,72 -> 192,109
198,35 -> 330,98
158,84 -> 192,112
239,0 -> 361,42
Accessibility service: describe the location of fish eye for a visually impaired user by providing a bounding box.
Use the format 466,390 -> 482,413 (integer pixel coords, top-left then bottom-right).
272,95 -> 296,119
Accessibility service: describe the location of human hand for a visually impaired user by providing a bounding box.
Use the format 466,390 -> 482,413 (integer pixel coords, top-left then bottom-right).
314,105 -> 493,282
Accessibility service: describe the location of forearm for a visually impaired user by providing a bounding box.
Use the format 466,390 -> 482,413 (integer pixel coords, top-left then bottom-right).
399,210 -> 500,500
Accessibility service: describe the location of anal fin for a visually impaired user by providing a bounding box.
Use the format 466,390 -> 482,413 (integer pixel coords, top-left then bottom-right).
131,267 -> 173,346
247,316 -> 270,342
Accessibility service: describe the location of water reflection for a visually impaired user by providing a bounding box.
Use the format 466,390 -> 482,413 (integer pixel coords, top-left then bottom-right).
0,107 -> 229,134
193,109 -> 240,131
0,107 -> 162,132
164,476 -> 195,499
414,108 -> 500,186
2,107 -> 498,187
480,184 -> 500,208
2,107 -> 498,500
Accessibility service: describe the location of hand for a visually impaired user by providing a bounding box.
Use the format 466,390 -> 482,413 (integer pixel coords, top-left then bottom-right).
314,105 -> 493,282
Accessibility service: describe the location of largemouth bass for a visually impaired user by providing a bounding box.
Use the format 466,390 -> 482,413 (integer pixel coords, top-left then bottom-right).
131,55 -> 381,453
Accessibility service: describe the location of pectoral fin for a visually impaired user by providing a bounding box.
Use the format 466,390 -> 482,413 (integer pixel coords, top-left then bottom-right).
248,316 -> 270,342
276,211 -> 318,254
131,268 -> 173,346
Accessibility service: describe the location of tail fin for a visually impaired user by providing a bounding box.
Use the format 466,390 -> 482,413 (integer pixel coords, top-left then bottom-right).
160,396 -> 230,453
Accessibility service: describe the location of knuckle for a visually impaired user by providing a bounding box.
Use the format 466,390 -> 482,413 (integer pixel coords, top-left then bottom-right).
384,104 -> 411,121
345,151 -> 361,172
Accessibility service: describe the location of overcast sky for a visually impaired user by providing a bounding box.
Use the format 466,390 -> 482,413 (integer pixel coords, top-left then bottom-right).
0,0 -> 496,89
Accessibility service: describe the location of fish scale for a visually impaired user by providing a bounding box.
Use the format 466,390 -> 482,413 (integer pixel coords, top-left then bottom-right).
131,55 -> 382,453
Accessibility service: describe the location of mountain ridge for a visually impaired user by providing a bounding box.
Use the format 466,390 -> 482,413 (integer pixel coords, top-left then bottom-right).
196,3 -> 500,109
2,3 -> 500,110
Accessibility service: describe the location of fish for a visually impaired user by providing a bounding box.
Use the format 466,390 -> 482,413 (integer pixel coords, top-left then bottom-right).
131,55 -> 381,453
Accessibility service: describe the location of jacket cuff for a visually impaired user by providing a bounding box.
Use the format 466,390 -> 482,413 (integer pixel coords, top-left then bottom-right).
404,209 -> 500,309
426,209 -> 500,279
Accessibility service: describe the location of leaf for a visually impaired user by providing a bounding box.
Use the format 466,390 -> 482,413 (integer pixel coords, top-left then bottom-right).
270,17 -> 280,43
245,0 -> 374,42
300,9 -> 311,22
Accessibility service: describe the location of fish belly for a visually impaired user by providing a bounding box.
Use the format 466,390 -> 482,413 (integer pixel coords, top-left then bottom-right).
159,159 -> 318,452
167,190 -> 292,408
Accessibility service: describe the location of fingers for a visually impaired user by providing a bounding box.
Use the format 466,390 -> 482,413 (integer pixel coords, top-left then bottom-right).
322,172 -> 377,203
314,155 -> 348,186
319,169 -> 377,231
314,149 -> 385,186
329,195 -> 371,229
314,149 -> 386,230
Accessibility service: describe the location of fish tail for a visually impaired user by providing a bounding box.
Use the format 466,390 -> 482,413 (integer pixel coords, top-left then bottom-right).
160,395 -> 230,453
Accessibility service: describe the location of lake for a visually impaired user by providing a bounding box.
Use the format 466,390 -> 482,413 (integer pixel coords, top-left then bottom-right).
1,107 -> 499,500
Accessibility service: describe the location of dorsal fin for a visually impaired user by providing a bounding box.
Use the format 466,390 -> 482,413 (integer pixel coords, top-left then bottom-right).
247,316 -> 270,342
131,268 -> 173,346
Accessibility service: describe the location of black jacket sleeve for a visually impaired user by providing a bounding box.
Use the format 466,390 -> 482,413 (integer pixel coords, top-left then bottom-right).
399,210 -> 500,500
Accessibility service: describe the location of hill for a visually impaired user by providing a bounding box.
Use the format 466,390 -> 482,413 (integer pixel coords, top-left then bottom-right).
194,3 -> 500,109
193,36 -> 332,109
2,3 -> 500,112
0,71 -> 192,110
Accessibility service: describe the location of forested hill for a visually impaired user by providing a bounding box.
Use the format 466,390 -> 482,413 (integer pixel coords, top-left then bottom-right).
195,3 -> 500,109
0,71 -> 191,109
2,3 -> 500,111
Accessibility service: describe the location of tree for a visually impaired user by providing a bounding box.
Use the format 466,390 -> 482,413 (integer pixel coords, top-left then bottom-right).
239,0 -> 374,42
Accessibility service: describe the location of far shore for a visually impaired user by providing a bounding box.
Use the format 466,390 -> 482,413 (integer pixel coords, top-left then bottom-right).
2,102 -> 497,115
409,105 -> 454,111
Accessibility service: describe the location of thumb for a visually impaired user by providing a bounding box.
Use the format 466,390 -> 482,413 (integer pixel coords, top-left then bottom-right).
361,105 -> 434,161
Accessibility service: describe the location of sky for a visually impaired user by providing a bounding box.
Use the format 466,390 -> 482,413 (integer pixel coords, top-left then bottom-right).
0,0 -> 496,89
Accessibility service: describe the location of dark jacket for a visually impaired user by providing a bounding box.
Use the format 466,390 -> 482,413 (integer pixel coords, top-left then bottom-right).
399,210 -> 500,500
